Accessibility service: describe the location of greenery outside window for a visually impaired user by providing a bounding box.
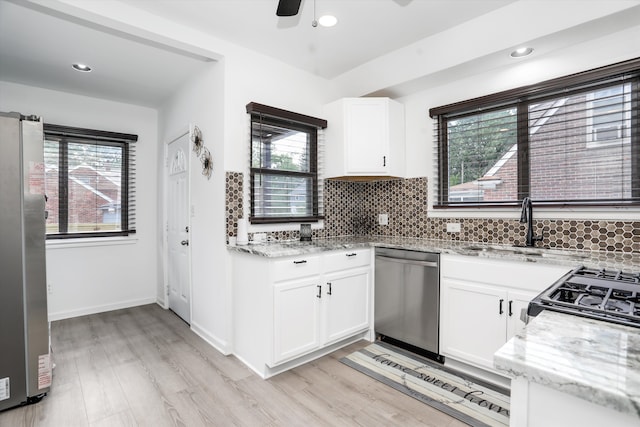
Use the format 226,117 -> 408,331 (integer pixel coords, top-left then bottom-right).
430,57 -> 640,208
247,102 -> 327,224
44,124 -> 137,238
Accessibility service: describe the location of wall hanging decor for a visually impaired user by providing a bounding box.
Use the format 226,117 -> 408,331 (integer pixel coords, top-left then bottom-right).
200,146 -> 213,179
191,125 -> 203,156
189,124 -> 213,180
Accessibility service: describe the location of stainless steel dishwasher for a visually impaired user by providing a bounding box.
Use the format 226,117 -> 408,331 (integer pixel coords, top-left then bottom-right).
374,247 -> 441,361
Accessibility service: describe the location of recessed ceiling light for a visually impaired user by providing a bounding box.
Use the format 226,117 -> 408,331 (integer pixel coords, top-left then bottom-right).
510,47 -> 534,58
318,15 -> 338,27
72,63 -> 92,72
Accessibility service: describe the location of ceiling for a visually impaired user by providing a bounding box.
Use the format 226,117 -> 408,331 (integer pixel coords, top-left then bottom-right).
123,0 -> 515,79
0,0 -> 516,108
0,0 -> 215,107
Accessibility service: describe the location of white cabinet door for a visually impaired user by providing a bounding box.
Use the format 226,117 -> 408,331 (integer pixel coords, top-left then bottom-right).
441,278 -> 507,370
323,97 -> 404,178
506,290 -> 537,340
345,99 -> 388,174
272,278 -> 322,365
323,268 -> 371,345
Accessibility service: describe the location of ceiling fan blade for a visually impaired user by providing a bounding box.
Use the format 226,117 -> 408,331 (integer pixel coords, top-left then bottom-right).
276,0 -> 302,17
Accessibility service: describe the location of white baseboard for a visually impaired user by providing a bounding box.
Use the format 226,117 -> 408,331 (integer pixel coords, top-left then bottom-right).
156,297 -> 168,309
48,297 -> 157,321
190,321 -> 232,356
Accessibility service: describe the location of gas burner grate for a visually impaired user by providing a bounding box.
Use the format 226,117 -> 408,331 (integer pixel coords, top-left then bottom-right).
529,265 -> 640,328
604,299 -> 633,313
577,294 -> 603,308
577,267 -> 640,284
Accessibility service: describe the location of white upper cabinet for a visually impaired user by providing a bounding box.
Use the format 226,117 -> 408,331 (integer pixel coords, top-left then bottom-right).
323,97 -> 405,179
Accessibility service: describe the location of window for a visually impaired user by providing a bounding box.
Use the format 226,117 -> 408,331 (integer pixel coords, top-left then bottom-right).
430,57 -> 640,207
246,103 -> 327,223
43,124 -> 137,238
586,85 -> 631,147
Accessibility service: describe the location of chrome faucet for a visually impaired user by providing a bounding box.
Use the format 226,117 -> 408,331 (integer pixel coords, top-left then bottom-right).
520,197 -> 543,247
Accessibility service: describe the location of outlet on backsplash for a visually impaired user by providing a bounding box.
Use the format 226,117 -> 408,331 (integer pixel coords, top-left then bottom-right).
446,223 -> 461,233
378,213 -> 389,226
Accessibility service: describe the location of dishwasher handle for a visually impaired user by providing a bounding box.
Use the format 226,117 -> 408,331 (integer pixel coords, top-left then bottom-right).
375,255 -> 438,268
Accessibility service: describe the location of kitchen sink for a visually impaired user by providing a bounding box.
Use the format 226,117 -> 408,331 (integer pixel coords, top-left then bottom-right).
463,244 -> 589,260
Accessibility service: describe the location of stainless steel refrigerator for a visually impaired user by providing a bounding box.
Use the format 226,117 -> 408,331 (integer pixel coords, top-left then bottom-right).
0,112 -> 51,411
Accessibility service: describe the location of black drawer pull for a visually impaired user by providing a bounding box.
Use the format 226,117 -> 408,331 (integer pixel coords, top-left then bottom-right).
346,253 -> 357,257
508,300 -> 513,317
293,260 -> 307,264
327,282 -> 332,295
317,285 -> 322,298
499,299 -> 504,315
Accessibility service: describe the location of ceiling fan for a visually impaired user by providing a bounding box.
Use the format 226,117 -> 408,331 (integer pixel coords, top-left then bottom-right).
276,0 -> 302,17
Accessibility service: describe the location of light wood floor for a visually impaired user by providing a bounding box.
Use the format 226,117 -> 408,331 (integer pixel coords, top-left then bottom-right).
0,304 -> 468,427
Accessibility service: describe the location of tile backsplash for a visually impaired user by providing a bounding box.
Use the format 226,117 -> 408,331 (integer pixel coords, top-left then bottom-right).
225,172 -> 639,253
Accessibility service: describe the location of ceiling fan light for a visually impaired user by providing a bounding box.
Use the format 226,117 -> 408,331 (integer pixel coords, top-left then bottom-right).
318,15 -> 337,27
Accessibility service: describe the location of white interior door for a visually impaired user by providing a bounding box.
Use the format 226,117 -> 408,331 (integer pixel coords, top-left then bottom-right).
167,134 -> 190,323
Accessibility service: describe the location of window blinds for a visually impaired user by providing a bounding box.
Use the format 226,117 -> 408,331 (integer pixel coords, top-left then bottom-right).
430,58 -> 640,207
43,124 -> 137,237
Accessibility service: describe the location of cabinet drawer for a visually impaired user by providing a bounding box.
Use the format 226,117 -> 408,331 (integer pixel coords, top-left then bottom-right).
273,255 -> 321,282
441,254 -> 571,293
324,248 -> 371,272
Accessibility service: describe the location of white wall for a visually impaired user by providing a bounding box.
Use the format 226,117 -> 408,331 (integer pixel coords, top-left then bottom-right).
222,49 -> 339,172
158,45 -> 337,354
158,61 -> 229,352
0,81 -> 159,320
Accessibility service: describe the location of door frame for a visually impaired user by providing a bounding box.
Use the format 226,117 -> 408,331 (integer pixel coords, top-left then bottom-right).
162,125 -> 192,315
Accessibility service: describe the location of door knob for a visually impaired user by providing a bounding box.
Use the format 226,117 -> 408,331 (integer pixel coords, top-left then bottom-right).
181,240 -> 189,246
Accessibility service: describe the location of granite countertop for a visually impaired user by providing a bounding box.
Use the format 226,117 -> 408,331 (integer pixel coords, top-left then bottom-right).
228,236 -> 640,272
494,310 -> 640,419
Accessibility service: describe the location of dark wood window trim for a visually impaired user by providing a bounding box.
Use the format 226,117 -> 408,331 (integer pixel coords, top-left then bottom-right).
430,57 -> 640,209
246,102 -> 327,129
430,57 -> 640,118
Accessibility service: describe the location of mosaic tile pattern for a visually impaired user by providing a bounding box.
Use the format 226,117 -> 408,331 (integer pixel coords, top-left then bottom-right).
365,178 -> 429,238
225,172 -> 243,243
225,172 -> 639,253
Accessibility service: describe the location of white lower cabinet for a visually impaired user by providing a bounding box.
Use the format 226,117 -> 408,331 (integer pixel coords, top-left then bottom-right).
273,278 -> 322,364
440,254 -> 571,373
323,267 -> 370,345
441,279 -> 536,370
233,248 -> 372,378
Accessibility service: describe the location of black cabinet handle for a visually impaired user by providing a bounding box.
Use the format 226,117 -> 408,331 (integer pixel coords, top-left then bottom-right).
499,299 -> 504,315
383,156 -> 386,167
509,300 -> 513,317
346,253 -> 357,257
293,260 -> 307,264
316,285 -> 322,298
327,282 -> 332,295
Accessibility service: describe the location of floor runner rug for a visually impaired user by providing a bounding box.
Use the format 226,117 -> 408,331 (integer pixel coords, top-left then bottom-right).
341,342 -> 510,427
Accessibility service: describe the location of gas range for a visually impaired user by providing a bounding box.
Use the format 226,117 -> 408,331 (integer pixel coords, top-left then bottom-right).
528,266 -> 640,328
